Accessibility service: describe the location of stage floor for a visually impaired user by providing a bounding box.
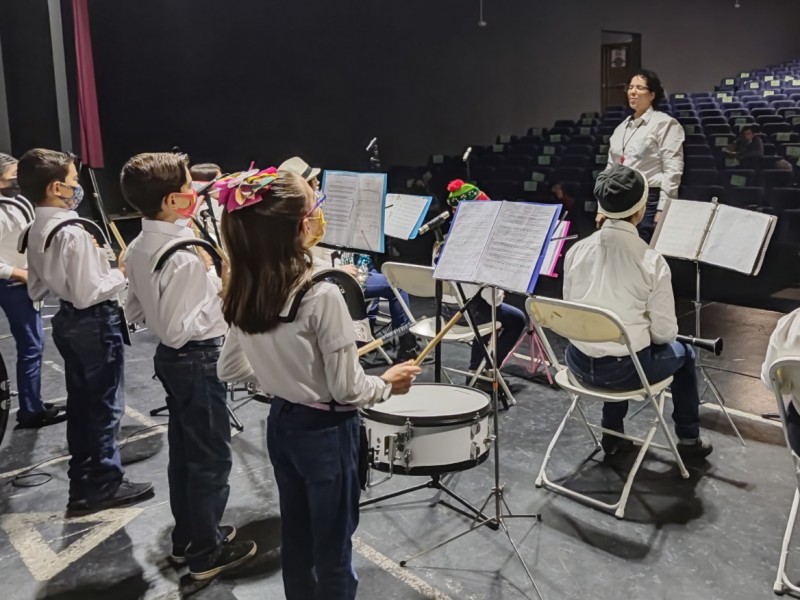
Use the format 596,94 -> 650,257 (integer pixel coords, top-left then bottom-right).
0,300 -> 796,600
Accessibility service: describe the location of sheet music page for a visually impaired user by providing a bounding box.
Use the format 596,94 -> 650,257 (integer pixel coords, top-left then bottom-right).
384,193 -> 432,240
433,201 -> 501,284
321,171 -> 386,252
475,202 -> 560,294
699,204 -> 774,274
540,221 -> 569,277
652,199 -> 714,260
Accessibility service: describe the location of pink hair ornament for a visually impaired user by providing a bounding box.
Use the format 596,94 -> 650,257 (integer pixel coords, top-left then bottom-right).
214,167 -> 279,212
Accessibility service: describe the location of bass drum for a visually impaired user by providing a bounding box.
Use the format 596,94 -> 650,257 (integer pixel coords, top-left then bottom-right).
0,350 -> 9,447
362,383 -> 492,476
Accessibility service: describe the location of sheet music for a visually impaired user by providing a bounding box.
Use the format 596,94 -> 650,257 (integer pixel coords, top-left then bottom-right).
384,193 -> 432,240
433,201 -> 501,284
321,171 -> 386,252
653,199 -> 714,260
540,221 -> 569,277
475,202 -> 560,293
699,204 -> 775,275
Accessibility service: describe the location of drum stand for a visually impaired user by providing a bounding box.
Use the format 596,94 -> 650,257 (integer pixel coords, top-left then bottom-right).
399,287 -> 545,600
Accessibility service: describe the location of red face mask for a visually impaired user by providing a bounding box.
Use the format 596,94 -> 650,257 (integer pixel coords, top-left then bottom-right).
171,190 -> 198,218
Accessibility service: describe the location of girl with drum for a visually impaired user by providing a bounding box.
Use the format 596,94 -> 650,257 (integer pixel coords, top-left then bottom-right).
215,168 -> 420,600
599,70 -> 685,243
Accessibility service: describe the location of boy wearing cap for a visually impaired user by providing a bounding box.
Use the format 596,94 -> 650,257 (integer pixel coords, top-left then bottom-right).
563,164 -> 712,459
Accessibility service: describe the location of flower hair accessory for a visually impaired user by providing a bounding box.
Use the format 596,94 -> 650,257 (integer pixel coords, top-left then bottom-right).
214,167 -> 279,212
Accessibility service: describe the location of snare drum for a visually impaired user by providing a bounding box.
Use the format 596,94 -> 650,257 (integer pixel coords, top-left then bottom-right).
362,384 -> 492,476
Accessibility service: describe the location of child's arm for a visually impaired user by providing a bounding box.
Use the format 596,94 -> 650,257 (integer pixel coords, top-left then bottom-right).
0,209 -> 25,282
217,326 -> 258,384
57,228 -> 126,309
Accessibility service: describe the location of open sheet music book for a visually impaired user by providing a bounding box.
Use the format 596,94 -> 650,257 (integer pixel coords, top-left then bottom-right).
652,199 -> 777,275
384,193 -> 432,240
433,201 -> 562,294
321,171 -> 386,252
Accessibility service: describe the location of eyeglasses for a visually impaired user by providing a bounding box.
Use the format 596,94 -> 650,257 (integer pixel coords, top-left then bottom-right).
304,191 -> 326,218
627,85 -> 650,92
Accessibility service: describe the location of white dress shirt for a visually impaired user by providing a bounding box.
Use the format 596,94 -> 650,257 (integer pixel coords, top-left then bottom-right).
761,308 -> 800,413
607,107 -> 685,211
26,207 -> 126,308
563,219 -> 678,357
124,219 -> 227,349
0,195 -> 33,280
217,281 -> 388,408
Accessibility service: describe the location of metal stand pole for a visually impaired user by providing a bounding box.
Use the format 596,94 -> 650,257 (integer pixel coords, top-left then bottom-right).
399,286 -> 544,600
693,261 -> 745,446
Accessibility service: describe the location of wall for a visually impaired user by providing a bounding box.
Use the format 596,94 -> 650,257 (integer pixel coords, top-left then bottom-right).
77,0 -> 800,173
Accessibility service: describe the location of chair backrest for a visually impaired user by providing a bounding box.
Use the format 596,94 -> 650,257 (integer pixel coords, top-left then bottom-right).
768,358 -> 800,474
526,295 -> 658,394
381,262 -> 439,299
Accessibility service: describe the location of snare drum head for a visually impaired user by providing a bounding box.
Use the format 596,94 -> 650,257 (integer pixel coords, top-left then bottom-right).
364,384 -> 490,426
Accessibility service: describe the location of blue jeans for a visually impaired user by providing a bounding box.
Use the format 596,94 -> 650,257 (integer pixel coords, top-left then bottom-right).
467,298 -> 526,371
0,281 -> 44,420
565,341 -> 701,440
637,188 -> 661,244
267,399 -> 360,600
363,270 -> 410,330
51,301 -> 125,500
154,338 -> 231,570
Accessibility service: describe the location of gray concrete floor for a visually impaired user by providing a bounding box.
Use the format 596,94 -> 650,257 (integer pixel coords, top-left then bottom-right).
0,301 -> 797,600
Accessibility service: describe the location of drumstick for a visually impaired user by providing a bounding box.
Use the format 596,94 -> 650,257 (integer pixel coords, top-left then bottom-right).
357,324 -> 412,357
108,221 -> 127,251
412,310 -> 467,366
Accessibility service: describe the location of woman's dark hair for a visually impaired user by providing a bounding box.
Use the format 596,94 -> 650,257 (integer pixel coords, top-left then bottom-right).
631,69 -> 665,108
0,153 -> 16,179
190,162 -> 222,182
221,171 -> 313,333
120,152 -> 189,218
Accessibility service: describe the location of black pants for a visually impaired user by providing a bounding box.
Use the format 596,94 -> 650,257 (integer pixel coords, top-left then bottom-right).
154,337 -> 231,571
637,187 -> 661,244
787,402 -> 800,456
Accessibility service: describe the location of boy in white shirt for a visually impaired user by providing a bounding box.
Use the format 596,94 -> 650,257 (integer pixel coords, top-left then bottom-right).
121,152 -> 256,579
19,148 -> 153,512
563,164 -> 712,459
0,153 -> 63,428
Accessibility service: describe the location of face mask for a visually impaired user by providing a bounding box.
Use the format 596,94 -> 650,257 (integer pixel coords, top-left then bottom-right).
304,209 -> 326,248
58,183 -> 84,210
1,179 -> 21,198
171,190 -> 198,219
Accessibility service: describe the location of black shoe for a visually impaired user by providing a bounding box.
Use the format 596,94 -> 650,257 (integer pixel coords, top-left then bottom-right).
677,437 -> 714,460
16,407 -> 67,429
190,539 -> 257,580
601,433 -> 635,456
86,480 -> 154,512
171,526 -> 237,565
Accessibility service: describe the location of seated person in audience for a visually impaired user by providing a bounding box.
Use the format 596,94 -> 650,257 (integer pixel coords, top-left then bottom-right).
775,158 -> 794,172
723,126 -> 764,160
551,183 -> 575,213
279,156 -> 421,361
762,307 -> 800,453
441,180 -> 526,383
563,164 -> 712,459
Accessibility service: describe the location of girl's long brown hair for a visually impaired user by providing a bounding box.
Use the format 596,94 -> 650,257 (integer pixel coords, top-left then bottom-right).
221,171 -> 313,333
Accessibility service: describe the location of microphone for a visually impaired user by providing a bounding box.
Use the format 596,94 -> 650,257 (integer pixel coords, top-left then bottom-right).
418,211 -> 451,236
462,146 -> 473,162
366,137 -> 378,152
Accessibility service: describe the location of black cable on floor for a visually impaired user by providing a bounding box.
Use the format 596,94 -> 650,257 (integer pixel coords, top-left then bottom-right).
8,423 -> 165,489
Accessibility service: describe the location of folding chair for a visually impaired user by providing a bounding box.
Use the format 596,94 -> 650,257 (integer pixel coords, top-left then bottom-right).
380,262 -> 517,404
767,357 -> 800,596
315,268 -> 393,365
526,296 -> 690,519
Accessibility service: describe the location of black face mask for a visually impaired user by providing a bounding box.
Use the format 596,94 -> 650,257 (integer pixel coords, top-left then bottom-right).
1,179 -> 21,198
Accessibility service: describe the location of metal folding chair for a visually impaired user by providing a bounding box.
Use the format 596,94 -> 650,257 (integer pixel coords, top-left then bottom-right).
767,356 -> 800,596
526,296 -> 690,519
380,262 -> 518,402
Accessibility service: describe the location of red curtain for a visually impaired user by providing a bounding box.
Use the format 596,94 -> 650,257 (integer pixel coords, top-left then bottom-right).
72,0 -> 104,168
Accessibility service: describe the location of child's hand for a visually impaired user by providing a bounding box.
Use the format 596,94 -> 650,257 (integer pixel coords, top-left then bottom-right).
380,361 -> 422,396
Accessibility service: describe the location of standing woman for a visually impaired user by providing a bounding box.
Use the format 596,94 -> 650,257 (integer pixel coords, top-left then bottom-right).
600,70 -> 685,243
215,169 -> 420,600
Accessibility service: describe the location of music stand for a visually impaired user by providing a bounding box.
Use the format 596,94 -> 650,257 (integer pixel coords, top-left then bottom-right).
399,285 -> 544,600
